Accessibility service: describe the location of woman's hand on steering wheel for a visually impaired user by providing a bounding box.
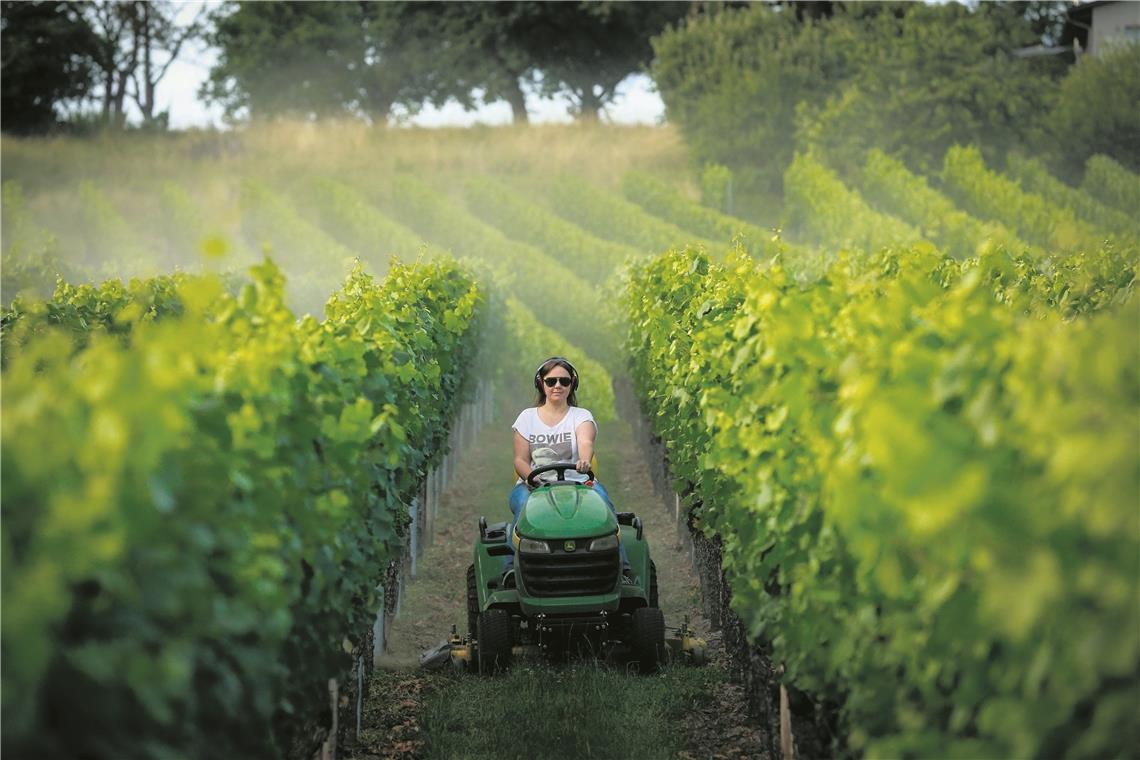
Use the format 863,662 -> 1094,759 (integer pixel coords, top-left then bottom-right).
526,462 -> 594,488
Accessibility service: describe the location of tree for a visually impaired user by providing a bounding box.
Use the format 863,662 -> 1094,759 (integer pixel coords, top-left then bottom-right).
413,2 -> 538,123
653,2 -> 1065,194
0,1 -> 98,134
204,1 -> 437,124
798,2 -> 1063,177
419,2 -> 688,123
1049,42 -> 1140,176
77,1 -> 201,129
82,0 -> 136,128
522,2 -> 690,120
204,1 -> 690,125
128,1 -> 206,127
653,5 -> 859,193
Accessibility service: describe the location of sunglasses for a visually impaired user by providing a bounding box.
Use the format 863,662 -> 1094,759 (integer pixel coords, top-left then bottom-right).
543,376 -> 573,388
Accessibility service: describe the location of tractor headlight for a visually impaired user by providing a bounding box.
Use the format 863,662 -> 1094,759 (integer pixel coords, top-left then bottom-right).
589,534 -> 619,552
519,537 -> 550,554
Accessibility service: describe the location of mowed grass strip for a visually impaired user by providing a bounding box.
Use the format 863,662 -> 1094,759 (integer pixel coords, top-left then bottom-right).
422,661 -> 727,760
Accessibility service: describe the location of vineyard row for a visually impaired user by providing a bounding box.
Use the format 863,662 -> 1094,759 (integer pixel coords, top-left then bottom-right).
2,258 -> 482,757
622,242 -> 1138,757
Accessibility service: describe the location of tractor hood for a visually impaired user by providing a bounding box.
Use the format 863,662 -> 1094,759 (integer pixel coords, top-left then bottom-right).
516,484 -> 617,540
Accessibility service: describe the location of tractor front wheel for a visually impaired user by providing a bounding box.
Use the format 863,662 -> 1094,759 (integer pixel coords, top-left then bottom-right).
630,607 -> 666,674
466,564 -> 479,638
478,609 -> 512,675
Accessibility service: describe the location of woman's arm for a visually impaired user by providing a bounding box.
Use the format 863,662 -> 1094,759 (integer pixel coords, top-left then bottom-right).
513,432 -> 533,482
575,420 -> 596,472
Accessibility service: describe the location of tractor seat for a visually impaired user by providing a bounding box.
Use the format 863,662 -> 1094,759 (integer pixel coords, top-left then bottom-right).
479,516 -> 509,543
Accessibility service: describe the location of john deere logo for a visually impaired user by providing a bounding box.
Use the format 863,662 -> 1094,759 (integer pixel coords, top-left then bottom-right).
564,540 -> 576,552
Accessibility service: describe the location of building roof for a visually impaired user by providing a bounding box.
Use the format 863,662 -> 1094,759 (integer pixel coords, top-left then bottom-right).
1068,1 -> 1119,25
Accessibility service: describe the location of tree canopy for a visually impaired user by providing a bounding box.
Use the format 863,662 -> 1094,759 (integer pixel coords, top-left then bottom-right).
653,2 -> 1069,194
1,1 -> 98,134
798,2 -> 1064,178
519,2 -> 689,120
1,0 -> 202,133
1049,42 -> 1140,176
5,0 -> 690,131
203,1 -> 440,124
203,1 -> 690,124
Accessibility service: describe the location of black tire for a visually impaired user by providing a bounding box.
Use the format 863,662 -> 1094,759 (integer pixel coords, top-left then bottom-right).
630,607 -> 666,674
466,564 -> 479,638
477,609 -> 512,675
649,560 -> 659,609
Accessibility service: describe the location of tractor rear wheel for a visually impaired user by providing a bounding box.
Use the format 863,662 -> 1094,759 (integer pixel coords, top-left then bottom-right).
478,609 -> 512,675
466,564 -> 479,638
630,607 -> 666,674
649,560 -> 659,609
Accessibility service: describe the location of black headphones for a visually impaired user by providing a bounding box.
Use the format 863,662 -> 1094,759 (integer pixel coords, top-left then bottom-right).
534,356 -> 579,392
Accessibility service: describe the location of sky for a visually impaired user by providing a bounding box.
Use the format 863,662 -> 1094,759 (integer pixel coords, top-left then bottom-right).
159,3 -> 667,130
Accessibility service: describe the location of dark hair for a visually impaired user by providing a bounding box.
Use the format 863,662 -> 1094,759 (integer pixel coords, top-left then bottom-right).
534,357 -> 579,407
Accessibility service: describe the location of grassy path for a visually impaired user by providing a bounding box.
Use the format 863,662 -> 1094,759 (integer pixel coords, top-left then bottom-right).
350,393 -> 769,760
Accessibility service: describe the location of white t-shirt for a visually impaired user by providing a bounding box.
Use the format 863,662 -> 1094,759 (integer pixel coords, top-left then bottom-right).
512,406 -> 597,483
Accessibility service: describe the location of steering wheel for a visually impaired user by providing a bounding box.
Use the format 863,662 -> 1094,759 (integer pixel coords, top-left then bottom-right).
526,461 -> 594,488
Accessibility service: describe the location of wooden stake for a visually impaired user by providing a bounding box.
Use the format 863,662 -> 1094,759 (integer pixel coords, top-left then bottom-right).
779,682 -> 795,760
320,678 -> 338,760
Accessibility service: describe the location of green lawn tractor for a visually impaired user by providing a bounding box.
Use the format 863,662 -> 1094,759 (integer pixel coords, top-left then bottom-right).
451,462 -> 705,674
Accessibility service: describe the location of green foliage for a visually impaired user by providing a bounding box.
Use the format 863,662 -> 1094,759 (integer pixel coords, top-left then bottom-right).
699,162 -> 733,212
398,3 -> 535,122
400,3 -> 683,122
462,176 -> 639,285
653,5 -> 849,194
2,273 -> 188,366
653,3 -> 1059,193
1082,154 -> 1140,216
517,2 -> 689,120
861,149 -> 1038,259
545,173 -> 721,255
0,125 -> 691,294
0,0 -> 99,134
205,2 -> 436,122
797,3 -> 1060,178
204,2 -> 685,125
1,257 -> 483,758
302,176 -> 440,271
158,181 -> 256,269
943,145 -> 1104,252
622,243 -> 1138,757
1006,153 -> 1137,241
783,152 -> 924,252
1050,43 -> 1140,176
76,180 -> 154,277
620,170 -> 793,261
239,178 -> 360,315
374,174 -> 620,370
1,181 -> 74,304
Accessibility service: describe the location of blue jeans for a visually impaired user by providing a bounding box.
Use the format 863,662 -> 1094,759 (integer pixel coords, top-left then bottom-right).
503,480 -> 630,570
